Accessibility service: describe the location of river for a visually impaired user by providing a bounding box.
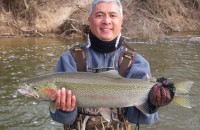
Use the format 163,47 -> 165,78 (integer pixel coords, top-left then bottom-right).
0,35 -> 199,130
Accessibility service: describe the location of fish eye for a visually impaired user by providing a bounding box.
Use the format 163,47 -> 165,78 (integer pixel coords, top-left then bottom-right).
33,86 -> 38,91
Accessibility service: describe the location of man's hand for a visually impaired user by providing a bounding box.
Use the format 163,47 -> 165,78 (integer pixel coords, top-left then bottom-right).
148,77 -> 175,108
149,84 -> 171,107
56,88 -> 76,112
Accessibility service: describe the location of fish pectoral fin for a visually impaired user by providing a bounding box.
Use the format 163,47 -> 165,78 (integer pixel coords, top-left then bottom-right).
136,102 -> 150,117
50,101 -> 56,113
99,108 -> 112,122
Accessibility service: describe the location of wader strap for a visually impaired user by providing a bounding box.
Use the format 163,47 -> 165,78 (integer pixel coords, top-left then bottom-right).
70,46 -> 87,72
118,47 -> 136,77
135,111 -> 140,130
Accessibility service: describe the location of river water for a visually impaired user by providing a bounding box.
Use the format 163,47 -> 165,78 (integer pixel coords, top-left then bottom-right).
0,35 -> 199,130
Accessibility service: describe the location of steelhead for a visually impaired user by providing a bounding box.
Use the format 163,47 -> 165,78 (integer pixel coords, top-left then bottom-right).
17,70 -> 193,116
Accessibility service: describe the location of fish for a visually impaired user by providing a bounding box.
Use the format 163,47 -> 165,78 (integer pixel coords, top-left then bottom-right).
17,70 -> 193,121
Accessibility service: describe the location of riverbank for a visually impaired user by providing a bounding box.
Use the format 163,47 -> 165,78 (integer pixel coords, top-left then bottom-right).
0,0 -> 200,40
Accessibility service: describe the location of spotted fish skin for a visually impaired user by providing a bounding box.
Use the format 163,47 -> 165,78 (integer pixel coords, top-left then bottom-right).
17,70 -> 193,112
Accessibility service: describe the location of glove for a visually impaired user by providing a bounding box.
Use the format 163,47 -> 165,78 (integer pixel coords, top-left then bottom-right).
148,77 -> 175,114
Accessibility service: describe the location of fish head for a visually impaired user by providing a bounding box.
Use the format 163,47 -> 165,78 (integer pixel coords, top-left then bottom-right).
17,82 -> 58,101
17,82 -> 40,99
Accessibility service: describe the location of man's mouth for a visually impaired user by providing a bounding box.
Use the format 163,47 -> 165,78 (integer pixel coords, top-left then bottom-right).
101,28 -> 112,31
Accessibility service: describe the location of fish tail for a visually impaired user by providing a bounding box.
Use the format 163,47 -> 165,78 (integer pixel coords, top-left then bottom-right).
173,81 -> 193,108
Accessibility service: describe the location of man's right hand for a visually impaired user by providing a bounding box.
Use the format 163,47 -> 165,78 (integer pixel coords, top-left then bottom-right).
56,88 -> 76,112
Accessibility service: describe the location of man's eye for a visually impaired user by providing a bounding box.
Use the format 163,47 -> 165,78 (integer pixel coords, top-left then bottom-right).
111,14 -> 117,18
96,15 -> 102,18
96,13 -> 103,18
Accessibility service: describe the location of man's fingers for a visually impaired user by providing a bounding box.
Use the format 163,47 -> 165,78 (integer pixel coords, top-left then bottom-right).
160,87 -> 165,106
56,89 -> 61,109
155,86 -> 161,107
55,88 -> 76,112
150,86 -> 161,107
71,95 -> 76,110
65,90 -> 72,111
61,88 -> 66,111
160,87 -> 171,107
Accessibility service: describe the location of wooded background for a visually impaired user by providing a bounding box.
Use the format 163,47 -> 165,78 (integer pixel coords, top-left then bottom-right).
0,0 -> 200,39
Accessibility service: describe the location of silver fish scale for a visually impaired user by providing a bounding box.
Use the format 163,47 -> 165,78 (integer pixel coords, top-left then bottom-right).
20,71 -> 156,107
53,72 -> 153,93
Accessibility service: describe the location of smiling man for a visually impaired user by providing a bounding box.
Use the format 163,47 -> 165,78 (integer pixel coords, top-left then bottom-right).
50,0 -> 173,130
88,1 -> 123,41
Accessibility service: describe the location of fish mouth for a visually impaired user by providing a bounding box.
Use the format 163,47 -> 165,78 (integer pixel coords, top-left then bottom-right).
17,88 -> 39,99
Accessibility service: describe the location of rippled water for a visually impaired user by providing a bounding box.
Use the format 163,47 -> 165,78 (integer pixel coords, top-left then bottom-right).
0,36 -> 199,130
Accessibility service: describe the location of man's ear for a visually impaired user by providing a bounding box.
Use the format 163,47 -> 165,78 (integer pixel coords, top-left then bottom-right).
88,17 -> 91,28
88,17 -> 91,23
121,19 -> 124,26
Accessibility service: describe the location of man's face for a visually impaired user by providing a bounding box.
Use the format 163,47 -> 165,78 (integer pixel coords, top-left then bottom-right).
88,2 -> 123,41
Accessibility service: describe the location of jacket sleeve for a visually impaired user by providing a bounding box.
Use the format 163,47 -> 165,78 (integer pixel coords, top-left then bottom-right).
50,108 -> 78,125
125,54 -> 159,124
50,51 -> 78,125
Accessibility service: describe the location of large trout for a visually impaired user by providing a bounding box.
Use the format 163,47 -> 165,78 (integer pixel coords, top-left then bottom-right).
17,70 -> 193,119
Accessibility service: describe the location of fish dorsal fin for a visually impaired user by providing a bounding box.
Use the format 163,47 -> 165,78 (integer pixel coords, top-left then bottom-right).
99,70 -> 123,79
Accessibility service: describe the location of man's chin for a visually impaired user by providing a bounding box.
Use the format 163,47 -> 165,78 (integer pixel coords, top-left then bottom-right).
99,36 -> 115,42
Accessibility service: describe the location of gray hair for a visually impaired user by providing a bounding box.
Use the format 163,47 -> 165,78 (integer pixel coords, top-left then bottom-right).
88,0 -> 123,18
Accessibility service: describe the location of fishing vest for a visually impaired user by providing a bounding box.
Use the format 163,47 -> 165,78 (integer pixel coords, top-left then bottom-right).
70,42 -> 136,77
64,43 -> 136,130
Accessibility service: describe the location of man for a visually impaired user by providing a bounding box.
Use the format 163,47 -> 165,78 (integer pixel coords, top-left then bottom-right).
50,0 -> 173,129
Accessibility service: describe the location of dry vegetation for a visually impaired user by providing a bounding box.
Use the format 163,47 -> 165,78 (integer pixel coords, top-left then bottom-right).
0,0 -> 200,39
122,0 -> 200,38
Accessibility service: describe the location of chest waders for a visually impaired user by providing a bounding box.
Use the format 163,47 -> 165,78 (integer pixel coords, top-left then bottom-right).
64,44 -> 136,130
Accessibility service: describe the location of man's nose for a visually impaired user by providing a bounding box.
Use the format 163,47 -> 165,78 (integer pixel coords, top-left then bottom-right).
102,16 -> 111,24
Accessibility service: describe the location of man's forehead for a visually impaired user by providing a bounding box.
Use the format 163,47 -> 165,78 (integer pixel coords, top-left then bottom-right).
93,2 -> 120,13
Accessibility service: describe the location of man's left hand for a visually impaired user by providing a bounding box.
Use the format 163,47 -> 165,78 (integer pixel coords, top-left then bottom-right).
149,84 -> 171,107
148,77 -> 175,108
